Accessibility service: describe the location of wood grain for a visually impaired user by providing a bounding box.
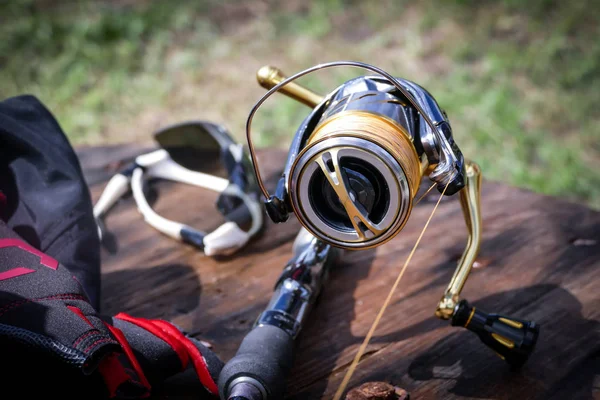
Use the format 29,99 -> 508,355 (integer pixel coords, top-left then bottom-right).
79,145 -> 600,400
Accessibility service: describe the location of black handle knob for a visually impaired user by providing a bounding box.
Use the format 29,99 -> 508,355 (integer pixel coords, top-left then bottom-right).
451,299 -> 539,368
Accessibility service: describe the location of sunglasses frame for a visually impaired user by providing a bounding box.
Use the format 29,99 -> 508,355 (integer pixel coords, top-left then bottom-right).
93,121 -> 263,256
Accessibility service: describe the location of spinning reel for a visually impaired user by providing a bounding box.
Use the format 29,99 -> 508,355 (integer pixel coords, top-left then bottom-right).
219,62 -> 539,400
247,62 -> 538,363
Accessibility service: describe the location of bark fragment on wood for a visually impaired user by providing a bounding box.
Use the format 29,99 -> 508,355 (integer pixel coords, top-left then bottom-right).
345,382 -> 409,400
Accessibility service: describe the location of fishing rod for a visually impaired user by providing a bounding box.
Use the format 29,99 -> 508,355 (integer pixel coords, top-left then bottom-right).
219,62 -> 539,400
219,228 -> 342,399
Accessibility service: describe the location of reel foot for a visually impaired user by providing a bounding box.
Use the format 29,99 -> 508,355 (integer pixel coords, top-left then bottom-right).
451,300 -> 539,368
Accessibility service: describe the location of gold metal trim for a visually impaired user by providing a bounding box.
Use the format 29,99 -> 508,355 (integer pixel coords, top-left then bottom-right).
464,307 -> 476,328
498,317 -> 524,329
306,110 -> 422,196
313,148 -> 384,241
420,153 -> 431,176
435,161 -> 482,319
492,333 -> 515,349
256,65 -> 323,108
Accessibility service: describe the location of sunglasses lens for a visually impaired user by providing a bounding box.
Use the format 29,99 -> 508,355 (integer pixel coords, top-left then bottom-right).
154,123 -> 227,178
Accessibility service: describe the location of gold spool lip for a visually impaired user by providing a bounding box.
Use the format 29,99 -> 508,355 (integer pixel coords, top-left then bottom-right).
308,110 -> 422,195
288,136 -> 414,250
307,110 -> 414,142
288,110 -> 423,250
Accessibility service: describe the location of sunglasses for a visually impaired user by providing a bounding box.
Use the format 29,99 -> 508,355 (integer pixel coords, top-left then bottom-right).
94,121 -> 263,256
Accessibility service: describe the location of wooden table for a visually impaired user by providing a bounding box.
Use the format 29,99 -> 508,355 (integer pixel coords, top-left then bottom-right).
79,145 -> 600,400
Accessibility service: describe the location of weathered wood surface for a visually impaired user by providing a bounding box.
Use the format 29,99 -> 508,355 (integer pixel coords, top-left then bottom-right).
78,145 -> 600,400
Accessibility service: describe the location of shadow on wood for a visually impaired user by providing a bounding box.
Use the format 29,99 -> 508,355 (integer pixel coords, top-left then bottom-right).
407,284 -> 600,399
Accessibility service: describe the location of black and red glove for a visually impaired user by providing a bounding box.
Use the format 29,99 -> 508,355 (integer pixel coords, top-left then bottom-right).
107,313 -> 223,397
0,221 -> 222,399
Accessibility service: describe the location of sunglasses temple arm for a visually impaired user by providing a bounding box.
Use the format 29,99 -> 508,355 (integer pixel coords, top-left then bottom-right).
131,168 -> 185,240
146,158 -> 229,193
93,172 -> 132,221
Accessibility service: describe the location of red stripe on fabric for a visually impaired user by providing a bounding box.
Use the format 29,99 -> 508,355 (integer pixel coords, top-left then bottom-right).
72,330 -> 99,348
0,267 -> 35,282
113,312 -> 189,370
0,239 -> 58,270
113,313 -> 218,395
83,337 -> 115,354
103,322 -> 151,392
67,305 -> 95,328
98,353 -> 133,398
153,319 -> 219,395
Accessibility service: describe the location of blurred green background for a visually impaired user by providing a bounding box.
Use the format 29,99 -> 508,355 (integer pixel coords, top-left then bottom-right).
1,0 -> 599,208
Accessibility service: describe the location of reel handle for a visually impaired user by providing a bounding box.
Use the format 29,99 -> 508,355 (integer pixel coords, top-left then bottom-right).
256,66 -> 323,108
436,161 -> 482,319
451,299 -> 540,368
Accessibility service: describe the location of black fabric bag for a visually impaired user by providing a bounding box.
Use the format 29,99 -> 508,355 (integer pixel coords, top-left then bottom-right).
0,95 -> 101,309
0,95 -> 224,398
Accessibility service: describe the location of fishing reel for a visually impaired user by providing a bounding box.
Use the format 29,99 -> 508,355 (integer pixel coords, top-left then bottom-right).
245,61 -> 539,368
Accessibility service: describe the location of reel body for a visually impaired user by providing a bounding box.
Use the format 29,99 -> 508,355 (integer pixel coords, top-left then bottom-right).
290,79 -> 421,249
243,62 -> 538,371
259,70 -> 466,250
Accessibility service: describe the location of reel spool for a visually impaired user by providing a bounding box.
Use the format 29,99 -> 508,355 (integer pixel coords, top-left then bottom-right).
247,61 -> 463,250
289,96 -> 423,249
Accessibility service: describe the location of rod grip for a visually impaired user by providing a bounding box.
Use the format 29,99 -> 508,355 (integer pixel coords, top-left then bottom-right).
218,325 -> 295,400
452,299 -> 539,368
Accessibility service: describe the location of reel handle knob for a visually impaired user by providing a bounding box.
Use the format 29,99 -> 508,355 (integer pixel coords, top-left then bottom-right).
256,65 -> 323,108
451,300 -> 539,368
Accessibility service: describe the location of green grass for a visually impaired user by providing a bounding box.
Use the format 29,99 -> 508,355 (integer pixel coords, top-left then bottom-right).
1,0 -> 598,208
